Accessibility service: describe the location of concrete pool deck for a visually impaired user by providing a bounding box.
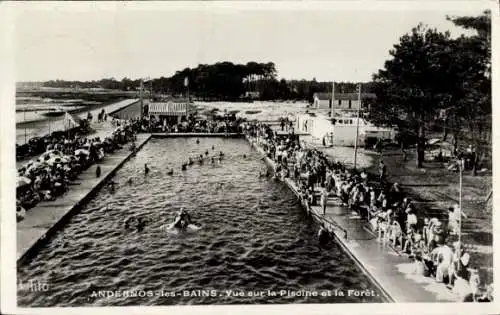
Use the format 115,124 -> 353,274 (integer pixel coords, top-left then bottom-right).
17,133 -> 152,264
152,132 -> 243,138
246,135 -> 459,303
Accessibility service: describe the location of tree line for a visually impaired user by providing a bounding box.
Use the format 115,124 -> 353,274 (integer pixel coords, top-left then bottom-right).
36,63 -> 375,102
370,10 -> 491,172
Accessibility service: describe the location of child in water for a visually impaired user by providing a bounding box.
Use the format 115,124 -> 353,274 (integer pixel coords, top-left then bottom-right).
136,218 -> 146,232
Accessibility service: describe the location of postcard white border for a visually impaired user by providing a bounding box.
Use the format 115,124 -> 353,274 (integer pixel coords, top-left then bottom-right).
1,1 -> 498,314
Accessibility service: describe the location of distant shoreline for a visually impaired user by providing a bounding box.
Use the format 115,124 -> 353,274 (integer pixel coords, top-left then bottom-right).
16,97 -> 127,128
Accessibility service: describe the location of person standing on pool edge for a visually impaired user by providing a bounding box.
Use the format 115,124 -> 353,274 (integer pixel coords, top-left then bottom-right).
320,183 -> 328,215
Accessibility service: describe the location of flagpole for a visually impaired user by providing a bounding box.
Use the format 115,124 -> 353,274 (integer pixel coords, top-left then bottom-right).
65,112 -> 68,139
140,79 -> 144,118
24,109 -> 27,144
330,81 -> 335,117
353,83 -> 361,170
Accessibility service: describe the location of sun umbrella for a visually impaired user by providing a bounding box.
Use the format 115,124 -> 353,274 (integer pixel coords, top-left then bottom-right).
27,161 -> 44,173
75,149 -> 90,156
45,156 -> 63,166
38,151 -> 59,162
45,149 -> 63,157
17,176 -> 31,188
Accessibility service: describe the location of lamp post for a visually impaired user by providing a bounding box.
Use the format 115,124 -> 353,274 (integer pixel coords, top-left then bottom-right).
457,158 -> 464,270
353,83 -> 362,170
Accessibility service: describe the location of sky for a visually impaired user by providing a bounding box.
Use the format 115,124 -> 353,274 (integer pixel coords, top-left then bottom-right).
8,1 -> 490,82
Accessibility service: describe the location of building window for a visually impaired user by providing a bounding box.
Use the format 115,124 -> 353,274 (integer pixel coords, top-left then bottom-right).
348,100 -> 352,109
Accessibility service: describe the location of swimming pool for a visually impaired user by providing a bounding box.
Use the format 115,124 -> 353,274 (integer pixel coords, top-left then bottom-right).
17,137 -> 383,306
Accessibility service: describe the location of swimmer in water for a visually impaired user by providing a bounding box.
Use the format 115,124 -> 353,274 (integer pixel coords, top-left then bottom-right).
198,155 -> 203,164
243,154 -> 247,158
176,208 -> 191,229
124,216 -> 135,229
136,217 -> 146,232
318,224 -> 331,245
218,157 -> 222,164
212,145 -> 215,150
107,180 -> 116,191
144,163 -> 150,175
196,139 -> 200,144
211,157 -> 215,164
188,157 -> 194,165
167,168 -> 174,175
181,163 -> 187,171
205,150 -> 209,156
219,151 -> 224,158
127,177 -> 133,185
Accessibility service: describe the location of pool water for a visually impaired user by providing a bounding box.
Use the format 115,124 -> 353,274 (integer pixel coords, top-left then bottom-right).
17,137 -> 383,306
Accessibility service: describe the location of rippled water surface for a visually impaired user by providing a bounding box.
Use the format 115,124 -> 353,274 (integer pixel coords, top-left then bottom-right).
18,138 -> 383,306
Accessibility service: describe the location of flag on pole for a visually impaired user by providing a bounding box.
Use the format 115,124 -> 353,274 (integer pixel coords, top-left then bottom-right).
184,77 -> 189,87
63,112 -> 79,130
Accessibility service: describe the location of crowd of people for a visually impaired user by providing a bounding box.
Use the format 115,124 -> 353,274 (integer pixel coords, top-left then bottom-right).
16,120 -> 91,161
147,114 -> 245,134
243,121 -> 492,303
16,119 -> 141,222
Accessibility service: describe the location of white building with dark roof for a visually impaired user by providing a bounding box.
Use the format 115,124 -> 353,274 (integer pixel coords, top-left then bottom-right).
148,100 -> 193,124
312,92 -> 376,111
